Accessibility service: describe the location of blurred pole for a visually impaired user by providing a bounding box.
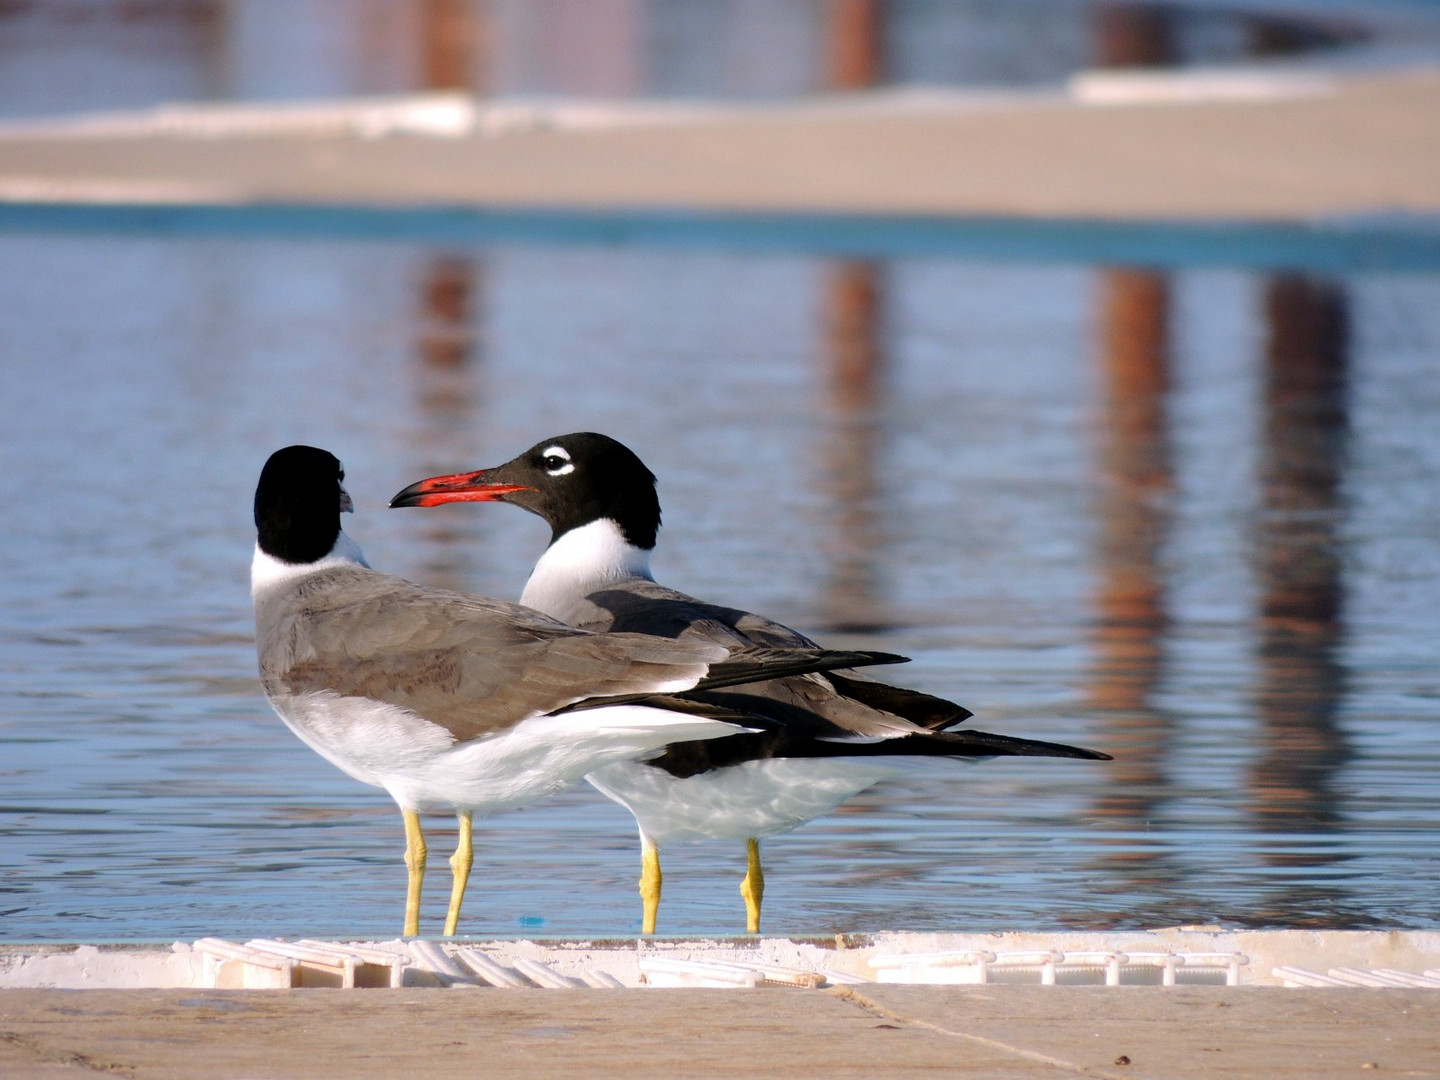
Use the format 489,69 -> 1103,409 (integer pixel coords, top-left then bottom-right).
1249,276 -> 1351,842
1092,2 -> 1176,67
1086,269 -> 1176,885
826,0 -> 883,90
1247,13 -> 1363,57
422,0 -> 481,91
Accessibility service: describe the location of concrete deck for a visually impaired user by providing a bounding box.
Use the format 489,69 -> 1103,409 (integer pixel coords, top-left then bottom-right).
1,67 -> 1438,221
2,932 -> 1437,1078
2,984 -> 1436,1079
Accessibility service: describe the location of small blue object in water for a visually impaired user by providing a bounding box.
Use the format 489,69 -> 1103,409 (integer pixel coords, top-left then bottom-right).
518,915 -> 546,927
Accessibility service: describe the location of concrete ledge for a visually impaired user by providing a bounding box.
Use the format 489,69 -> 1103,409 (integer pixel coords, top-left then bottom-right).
1,67 -> 1438,221
1,983 -> 1435,1079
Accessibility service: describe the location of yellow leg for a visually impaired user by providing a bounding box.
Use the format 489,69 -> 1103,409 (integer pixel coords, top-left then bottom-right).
639,838 -> 662,935
740,837 -> 764,934
443,810 -> 473,937
402,807 -> 427,937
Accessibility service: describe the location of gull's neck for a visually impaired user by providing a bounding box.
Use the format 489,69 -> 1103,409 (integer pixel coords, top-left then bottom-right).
520,518 -> 652,619
251,530 -> 370,598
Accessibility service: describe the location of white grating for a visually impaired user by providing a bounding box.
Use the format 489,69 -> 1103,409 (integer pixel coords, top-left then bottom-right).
869,948 -> 1249,986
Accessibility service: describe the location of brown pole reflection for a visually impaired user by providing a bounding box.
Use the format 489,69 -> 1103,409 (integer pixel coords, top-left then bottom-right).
1086,269 -> 1177,891
410,253 -> 485,592
1249,276 -> 1351,845
819,259 -> 889,633
1090,271 -> 1172,714
418,254 -> 479,372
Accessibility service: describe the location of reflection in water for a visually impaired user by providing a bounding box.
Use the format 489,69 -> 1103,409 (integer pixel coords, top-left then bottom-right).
2,230 -> 1438,938
818,260 -> 889,633
1086,269 -> 1177,893
410,253 -> 485,592
418,253 -> 479,373
1249,275 -> 1352,847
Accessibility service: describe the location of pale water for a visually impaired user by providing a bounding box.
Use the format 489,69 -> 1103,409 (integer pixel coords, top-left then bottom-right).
2,214 -> 1439,941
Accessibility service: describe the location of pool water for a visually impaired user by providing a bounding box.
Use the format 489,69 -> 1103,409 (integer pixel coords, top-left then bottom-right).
2,216 -> 1439,941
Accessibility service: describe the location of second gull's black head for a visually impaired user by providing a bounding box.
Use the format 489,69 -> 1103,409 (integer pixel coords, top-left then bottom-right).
254,444 -> 353,564
390,432 -> 661,550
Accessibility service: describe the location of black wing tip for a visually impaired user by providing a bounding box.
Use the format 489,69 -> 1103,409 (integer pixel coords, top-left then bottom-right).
1057,746 -> 1112,761
1001,740 -> 1113,761
851,650 -> 910,667
917,729 -> 1113,761
699,648 -> 911,690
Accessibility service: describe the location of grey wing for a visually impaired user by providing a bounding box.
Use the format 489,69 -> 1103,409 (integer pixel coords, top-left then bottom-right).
573,579 -> 820,649
258,567 -> 726,742
566,579 -> 936,739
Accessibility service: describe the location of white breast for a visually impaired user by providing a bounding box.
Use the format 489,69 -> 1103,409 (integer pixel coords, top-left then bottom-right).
266,689 -> 753,815
520,518 -> 652,620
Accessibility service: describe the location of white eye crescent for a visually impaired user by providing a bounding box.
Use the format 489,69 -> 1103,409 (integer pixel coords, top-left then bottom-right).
541,445 -> 575,476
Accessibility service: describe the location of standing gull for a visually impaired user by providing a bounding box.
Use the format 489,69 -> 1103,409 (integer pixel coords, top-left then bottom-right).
391,433 -> 1109,933
251,445 -> 902,935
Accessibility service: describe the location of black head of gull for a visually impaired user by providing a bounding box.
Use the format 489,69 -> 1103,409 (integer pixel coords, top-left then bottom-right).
390,431 -> 661,550
254,444 -> 353,563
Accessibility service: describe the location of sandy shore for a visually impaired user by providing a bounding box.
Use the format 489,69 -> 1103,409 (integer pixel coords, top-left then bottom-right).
1,66 -> 1438,221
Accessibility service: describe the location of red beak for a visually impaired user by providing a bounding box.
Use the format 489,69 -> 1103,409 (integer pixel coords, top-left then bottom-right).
389,471 -> 533,509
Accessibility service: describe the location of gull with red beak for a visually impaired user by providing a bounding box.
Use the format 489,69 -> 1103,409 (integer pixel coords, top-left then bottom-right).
251,444 -> 907,936
391,433 -> 1109,934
